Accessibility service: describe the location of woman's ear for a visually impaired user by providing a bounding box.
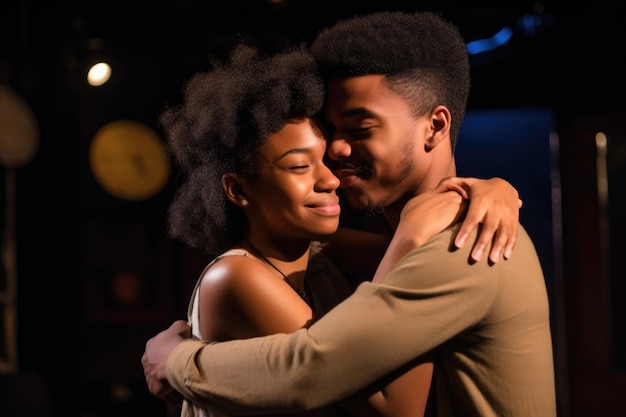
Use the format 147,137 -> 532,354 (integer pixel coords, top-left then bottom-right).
425,105 -> 451,151
222,173 -> 249,207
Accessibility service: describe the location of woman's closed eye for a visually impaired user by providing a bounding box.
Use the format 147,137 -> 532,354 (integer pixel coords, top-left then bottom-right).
286,164 -> 311,172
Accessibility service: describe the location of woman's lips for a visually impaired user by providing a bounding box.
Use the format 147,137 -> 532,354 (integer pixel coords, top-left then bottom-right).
307,198 -> 341,215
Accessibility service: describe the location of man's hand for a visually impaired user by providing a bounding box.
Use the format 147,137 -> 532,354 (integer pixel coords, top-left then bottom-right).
142,320 -> 191,405
436,176 -> 522,263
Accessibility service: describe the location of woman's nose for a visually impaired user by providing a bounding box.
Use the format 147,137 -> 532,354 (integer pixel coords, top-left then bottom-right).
316,164 -> 340,192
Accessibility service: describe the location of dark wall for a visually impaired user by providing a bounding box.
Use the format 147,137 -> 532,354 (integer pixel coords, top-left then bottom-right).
1,1 -> 626,416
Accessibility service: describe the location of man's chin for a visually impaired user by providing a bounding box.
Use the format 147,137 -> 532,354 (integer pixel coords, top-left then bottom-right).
343,193 -> 367,211
344,193 -> 384,216
363,205 -> 385,217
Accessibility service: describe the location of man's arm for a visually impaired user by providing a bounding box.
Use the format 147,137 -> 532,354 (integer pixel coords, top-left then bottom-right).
144,227 -> 498,415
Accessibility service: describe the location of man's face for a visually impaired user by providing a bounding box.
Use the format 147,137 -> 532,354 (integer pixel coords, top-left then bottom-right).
324,75 -> 433,213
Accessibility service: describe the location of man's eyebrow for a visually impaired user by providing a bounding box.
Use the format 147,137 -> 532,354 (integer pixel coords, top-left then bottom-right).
339,107 -> 374,118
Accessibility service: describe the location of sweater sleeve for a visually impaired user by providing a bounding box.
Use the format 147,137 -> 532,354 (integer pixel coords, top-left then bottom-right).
166,226 -> 500,415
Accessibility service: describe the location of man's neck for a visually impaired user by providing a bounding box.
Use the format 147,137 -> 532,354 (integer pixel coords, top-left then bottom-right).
383,196 -> 411,231
384,161 -> 458,231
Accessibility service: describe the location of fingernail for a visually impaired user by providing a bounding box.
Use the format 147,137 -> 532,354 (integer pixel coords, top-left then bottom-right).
490,248 -> 501,264
456,233 -> 467,248
472,247 -> 483,261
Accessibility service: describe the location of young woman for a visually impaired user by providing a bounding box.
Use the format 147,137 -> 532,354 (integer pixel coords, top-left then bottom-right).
159,44 -> 520,417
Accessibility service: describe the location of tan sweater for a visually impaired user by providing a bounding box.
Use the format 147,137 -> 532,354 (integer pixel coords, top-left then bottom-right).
167,224 -> 556,417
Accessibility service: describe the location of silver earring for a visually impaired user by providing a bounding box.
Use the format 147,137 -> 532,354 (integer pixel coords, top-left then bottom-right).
241,198 -> 249,207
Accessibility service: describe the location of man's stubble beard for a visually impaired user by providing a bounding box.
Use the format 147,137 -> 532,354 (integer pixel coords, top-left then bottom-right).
364,139 -> 416,218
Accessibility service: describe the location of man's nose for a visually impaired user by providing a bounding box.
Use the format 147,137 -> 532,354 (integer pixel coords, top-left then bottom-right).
327,137 -> 351,161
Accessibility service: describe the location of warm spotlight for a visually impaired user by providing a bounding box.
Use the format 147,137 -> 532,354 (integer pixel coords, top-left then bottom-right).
87,62 -> 112,86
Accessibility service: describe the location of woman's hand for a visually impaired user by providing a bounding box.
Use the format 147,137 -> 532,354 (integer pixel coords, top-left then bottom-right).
436,176 -> 522,263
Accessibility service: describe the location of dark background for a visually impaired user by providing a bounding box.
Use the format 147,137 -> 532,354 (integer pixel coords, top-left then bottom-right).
1,1 -> 625,416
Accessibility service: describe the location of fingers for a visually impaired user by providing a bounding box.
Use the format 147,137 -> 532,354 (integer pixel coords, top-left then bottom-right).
435,176 -> 470,199
147,379 -> 179,404
451,177 -> 521,263
473,222 -> 515,264
141,320 -> 191,402
502,225 -> 518,261
453,193 -> 486,250
171,319 -> 192,337
163,390 -> 184,406
455,198 -> 519,263
143,361 -> 168,398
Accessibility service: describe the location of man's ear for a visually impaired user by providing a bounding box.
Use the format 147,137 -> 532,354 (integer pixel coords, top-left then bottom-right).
222,173 -> 249,207
425,105 -> 451,151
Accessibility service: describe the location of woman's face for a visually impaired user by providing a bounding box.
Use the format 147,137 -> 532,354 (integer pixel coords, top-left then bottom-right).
244,118 -> 341,241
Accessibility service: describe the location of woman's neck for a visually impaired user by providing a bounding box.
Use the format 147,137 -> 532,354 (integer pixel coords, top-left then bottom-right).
241,237 -> 311,288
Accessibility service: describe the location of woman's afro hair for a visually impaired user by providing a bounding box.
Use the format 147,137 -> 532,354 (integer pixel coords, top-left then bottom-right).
160,44 -> 325,256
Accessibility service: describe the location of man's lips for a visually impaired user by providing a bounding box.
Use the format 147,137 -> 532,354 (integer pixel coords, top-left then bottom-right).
334,167 -> 366,187
333,168 -> 358,179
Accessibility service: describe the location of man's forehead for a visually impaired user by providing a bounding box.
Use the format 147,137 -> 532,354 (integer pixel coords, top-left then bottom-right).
325,75 -> 399,120
327,74 -> 385,90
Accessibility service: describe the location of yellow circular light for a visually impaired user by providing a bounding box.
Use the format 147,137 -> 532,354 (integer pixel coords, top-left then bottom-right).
89,120 -> 170,201
0,84 -> 39,167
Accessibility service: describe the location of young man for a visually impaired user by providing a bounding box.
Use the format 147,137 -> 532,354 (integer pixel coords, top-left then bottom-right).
142,11 -> 555,416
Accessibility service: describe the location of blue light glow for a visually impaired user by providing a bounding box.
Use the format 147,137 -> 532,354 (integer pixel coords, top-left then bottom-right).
466,27 -> 513,55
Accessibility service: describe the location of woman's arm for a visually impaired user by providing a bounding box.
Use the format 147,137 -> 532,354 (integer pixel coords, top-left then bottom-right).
372,190 -> 466,283
364,352 -> 435,417
323,177 -> 521,285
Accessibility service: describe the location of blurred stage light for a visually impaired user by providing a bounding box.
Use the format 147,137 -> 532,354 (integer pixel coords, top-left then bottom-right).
87,62 -> 112,86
